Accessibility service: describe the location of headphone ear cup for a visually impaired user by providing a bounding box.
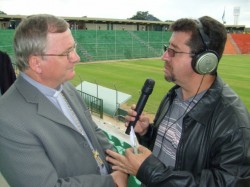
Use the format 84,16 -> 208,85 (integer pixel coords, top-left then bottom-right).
192,51 -> 218,74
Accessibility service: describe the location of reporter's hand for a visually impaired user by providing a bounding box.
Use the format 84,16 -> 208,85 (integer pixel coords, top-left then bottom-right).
125,104 -> 150,136
106,146 -> 152,176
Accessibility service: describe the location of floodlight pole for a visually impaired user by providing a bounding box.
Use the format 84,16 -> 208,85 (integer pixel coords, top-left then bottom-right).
114,84 -> 118,111
95,80 -> 98,98
79,75 -> 83,96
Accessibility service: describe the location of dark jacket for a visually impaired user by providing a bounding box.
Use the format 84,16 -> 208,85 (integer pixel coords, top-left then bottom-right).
0,51 -> 16,95
137,76 -> 250,187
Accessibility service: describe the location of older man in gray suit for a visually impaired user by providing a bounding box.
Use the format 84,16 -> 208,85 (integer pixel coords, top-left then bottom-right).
0,14 -> 127,187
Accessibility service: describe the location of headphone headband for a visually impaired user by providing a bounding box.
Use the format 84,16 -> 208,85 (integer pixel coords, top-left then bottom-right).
196,19 -> 210,49
191,19 -> 219,75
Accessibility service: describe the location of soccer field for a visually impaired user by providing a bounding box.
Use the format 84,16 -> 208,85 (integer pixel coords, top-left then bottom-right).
71,55 -> 250,114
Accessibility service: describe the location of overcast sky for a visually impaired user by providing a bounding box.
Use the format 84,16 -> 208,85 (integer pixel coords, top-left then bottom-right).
1,0 -> 249,27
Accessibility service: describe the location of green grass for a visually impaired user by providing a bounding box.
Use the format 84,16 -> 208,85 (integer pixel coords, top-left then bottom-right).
71,55 -> 250,115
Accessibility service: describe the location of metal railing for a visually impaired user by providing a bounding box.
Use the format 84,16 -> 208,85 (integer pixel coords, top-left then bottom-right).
77,90 -> 103,118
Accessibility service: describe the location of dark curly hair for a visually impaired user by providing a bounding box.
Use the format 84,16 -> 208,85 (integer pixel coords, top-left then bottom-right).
169,16 -> 227,61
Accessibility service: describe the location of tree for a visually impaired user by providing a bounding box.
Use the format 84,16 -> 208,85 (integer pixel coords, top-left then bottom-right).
129,11 -> 161,21
0,11 -> 7,15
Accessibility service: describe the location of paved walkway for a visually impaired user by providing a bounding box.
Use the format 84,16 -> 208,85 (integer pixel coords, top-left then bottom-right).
93,115 -> 131,144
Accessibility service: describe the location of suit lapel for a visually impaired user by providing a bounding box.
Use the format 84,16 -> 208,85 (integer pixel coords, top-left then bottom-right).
16,76 -> 78,132
62,86 -> 98,144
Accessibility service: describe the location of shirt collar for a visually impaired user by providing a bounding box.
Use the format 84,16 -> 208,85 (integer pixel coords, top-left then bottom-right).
20,72 -> 63,98
175,87 -> 207,103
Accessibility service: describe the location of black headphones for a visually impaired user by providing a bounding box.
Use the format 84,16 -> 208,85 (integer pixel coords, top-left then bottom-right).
191,19 -> 219,75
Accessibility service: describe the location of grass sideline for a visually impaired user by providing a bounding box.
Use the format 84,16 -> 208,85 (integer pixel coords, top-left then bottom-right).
71,55 -> 250,115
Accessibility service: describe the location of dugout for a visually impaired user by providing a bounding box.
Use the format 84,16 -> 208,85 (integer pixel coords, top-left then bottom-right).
76,81 -> 131,117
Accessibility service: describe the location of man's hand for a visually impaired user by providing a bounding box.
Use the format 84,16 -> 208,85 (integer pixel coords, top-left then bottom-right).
110,171 -> 128,187
106,146 -> 152,176
125,104 -> 150,136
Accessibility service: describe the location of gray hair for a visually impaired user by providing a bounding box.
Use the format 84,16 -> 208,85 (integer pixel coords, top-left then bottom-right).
14,14 -> 69,71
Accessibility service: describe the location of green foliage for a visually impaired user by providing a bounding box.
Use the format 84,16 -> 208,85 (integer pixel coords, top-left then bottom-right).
129,11 -> 160,21
71,55 -> 250,115
0,11 -> 7,15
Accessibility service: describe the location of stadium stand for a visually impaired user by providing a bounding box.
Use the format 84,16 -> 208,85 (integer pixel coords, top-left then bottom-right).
223,34 -> 240,54
0,30 -> 249,63
0,30 -> 15,57
0,30 -> 171,62
72,30 -> 170,61
231,33 -> 250,54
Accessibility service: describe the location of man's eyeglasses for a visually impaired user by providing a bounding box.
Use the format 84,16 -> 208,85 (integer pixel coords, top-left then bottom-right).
163,45 -> 195,57
38,43 -> 77,60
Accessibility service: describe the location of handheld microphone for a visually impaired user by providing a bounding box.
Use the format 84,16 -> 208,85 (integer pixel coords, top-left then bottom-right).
125,78 -> 155,135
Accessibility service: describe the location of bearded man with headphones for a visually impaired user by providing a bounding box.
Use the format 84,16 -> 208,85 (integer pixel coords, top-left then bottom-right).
106,16 -> 250,187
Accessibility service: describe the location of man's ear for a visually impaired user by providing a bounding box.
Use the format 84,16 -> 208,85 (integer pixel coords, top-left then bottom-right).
29,55 -> 43,74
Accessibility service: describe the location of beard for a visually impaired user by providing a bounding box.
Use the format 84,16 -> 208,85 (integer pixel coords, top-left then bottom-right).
165,74 -> 175,82
164,64 -> 175,82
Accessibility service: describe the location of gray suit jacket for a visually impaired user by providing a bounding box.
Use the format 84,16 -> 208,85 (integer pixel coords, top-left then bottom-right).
0,75 -> 115,187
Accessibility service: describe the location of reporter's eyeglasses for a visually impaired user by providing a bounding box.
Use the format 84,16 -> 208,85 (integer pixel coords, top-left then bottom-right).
163,45 -> 195,57
38,43 -> 77,60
